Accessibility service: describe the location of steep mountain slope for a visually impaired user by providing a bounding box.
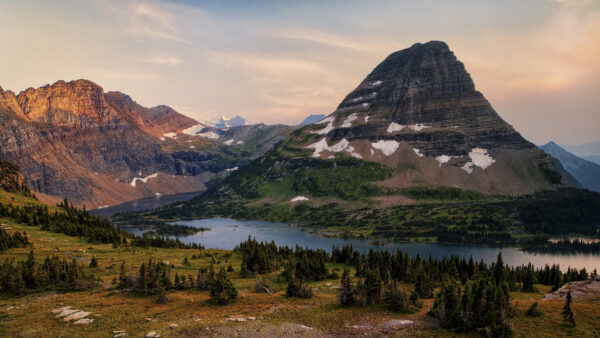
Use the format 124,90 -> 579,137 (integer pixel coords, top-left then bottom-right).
156,41 -> 565,214
540,142 -> 600,192
0,80 -> 295,208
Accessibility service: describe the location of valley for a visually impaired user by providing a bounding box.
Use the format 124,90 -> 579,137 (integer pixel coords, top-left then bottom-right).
3,0 -> 600,336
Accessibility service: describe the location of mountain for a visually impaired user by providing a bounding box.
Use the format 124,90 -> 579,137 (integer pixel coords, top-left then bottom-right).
560,141 -> 600,157
299,114 -> 326,126
583,156 -> 600,166
540,141 -> 600,192
204,115 -> 247,129
148,41 -> 569,223
0,80 -> 294,208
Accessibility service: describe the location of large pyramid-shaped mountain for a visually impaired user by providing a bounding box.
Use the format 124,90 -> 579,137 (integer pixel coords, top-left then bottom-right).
150,41 -> 567,221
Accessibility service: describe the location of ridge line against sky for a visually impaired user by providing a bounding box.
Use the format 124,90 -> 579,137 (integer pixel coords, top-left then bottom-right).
0,0 -> 598,144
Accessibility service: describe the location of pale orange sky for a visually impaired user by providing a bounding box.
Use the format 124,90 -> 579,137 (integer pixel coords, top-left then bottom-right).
0,0 -> 598,145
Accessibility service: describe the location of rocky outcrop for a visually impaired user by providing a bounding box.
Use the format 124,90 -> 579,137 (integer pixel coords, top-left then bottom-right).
0,161 -> 32,196
542,278 -> 600,301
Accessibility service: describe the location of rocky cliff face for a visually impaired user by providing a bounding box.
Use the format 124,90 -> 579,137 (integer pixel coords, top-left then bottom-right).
0,80 -> 293,208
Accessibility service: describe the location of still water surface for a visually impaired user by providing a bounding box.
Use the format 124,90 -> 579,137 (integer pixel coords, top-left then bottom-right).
124,217 -> 600,271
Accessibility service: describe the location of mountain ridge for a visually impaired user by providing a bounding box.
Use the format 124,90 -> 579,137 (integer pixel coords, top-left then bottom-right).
0,79 -> 295,208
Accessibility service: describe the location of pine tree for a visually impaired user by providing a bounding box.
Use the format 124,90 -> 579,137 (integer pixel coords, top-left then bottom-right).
89,256 -> 98,268
338,268 -> 355,306
493,252 -> 505,284
562,290 -> 575,327
286,275 -> 313,298
210,267 -> 238,305
522,264 -> 536,292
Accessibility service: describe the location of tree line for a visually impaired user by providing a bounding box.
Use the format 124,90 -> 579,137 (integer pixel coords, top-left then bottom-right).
0,251 -> 95,294
0,199 -> 203,250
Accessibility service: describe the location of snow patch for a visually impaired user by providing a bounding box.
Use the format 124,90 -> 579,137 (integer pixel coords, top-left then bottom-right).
364,115 -> 369,122
435,155 -> 458,166
306,138 -> 360,158
387,122 -> 406,133
371,140 -> 400,156
413,148 -> 424,157
461,148 -> 495,173
189,145 -> 195,149
236,140 -> 244,144
163,132 -> 177,139
130,173 -> 159,187
315,116 -> 334,124
198,131 -> 220,139
341,113 -> 358,128
225,167 -> 238,173
182,124 -> 205,136
312,119 -> 335,135
223,139 -> 234,146
362,103 -> 369,108
370,80 -> 383,86
351,96 -> 363,103
290,196 -> 309,202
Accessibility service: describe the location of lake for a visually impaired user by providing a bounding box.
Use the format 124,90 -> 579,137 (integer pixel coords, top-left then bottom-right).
124,217 -> 600,271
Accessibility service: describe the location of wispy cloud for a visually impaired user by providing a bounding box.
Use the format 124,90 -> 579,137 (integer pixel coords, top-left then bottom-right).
142,57 -> 184,65
275,29 -> 366,50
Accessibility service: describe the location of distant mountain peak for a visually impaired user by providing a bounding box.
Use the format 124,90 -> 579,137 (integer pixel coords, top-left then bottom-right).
205,115 -> 247,129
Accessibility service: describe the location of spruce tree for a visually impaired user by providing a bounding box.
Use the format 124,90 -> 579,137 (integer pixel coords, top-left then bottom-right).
338,268 -> 355,306
210,267 -> 238,305
562,290 -> 575,327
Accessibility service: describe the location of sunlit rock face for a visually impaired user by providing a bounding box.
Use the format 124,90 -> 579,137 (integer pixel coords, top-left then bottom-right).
0,80 -> 226,207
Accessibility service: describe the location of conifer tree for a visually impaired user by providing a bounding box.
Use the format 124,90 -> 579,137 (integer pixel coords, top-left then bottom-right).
210,267 -> 238,305
338,268 -> 355,306
562,290 -> 575,327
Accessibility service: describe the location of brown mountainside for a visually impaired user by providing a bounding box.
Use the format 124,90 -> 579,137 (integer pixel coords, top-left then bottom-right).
0,80 -> 252,208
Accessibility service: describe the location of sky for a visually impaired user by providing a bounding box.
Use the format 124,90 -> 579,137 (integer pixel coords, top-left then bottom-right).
0,0 -> 598,145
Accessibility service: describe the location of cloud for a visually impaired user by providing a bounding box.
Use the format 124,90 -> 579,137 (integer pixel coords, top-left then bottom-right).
142,57 -> 184,65
213,51 -> 327,75
274,29 -> 366,51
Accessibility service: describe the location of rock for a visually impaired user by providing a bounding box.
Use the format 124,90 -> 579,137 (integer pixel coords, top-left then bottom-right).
73,318 -> 94,325
64,311 -> 92,321
145,331 -> 160,338
113,330 -> 126,334
145,318 -> 152,322
55,308 -> 80,318
114,333 -> 128,337
227,317 -> 246,322
247,316 -> 256,321
169,324 -> 178,329
543,280 -> 600,301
